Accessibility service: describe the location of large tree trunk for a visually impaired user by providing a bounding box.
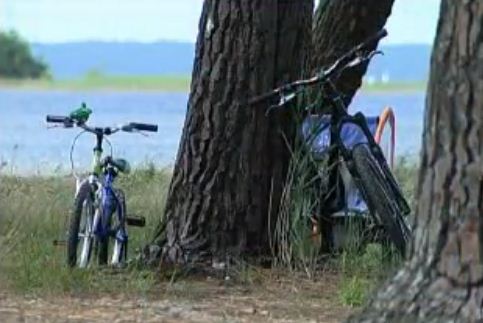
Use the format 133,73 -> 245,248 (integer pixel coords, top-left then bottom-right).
151,0 -> 313,264
351,1 -> 483,322
311,0 -> 394,104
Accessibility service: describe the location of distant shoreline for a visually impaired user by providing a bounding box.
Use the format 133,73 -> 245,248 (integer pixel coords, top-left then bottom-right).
361,82 -> 426,94
0,76 -> 426,94
0,75 -> 190,93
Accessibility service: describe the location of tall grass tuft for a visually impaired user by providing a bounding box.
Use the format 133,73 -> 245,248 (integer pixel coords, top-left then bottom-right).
338,156 -> 418,306
393,155 -> 419,208
0,166 -> 170,295
271,103 -> 337,275
338,242 -> 403,306
272,147 -> 323,275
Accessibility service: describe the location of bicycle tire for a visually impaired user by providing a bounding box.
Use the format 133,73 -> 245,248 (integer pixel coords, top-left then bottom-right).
111,188 -> 128,266
67,182 -> 94,268
351,144 -> 410,256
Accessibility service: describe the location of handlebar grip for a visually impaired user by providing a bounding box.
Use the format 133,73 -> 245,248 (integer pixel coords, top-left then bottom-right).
375,28 -> 388,41
358,29 -> 387,50
130,122 -> 158,132
46,115 -> 70,123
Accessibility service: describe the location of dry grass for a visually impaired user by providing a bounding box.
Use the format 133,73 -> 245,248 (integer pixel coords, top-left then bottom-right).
0,156 -> 418,313
0,167 -> 170,295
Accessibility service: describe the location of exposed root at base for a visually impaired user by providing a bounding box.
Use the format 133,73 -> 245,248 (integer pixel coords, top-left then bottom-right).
348,258 -> 483,323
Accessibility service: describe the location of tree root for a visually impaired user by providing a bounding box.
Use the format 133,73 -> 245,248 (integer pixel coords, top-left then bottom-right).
348,257 -> 483,323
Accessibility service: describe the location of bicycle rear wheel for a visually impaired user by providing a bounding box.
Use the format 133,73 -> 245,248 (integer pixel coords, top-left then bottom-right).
67,182 -> 95,268
351,144 -> 410,255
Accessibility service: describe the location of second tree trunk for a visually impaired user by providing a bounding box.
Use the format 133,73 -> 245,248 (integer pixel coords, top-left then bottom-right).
311,0 -> 394,104
154,0 -> 313,264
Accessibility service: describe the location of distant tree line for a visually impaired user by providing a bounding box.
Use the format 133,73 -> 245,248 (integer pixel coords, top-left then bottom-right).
0,30 -> 49,79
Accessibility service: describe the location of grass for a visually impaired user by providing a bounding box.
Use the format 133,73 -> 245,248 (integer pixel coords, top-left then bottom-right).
393,155 -> 419,207
272,110 -> 418,304
0,166 -> 170,295
337,242 -> 402,307
0,154 -> 418,306
337,158 -> 418,307
0,74 -> 191,92
272,118 -> 330,273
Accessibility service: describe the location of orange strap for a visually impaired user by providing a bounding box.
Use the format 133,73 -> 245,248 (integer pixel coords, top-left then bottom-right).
374,107 -> 395,168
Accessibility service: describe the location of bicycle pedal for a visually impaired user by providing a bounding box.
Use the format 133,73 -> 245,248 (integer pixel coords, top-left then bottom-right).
126,215 -> 146,227
52,239 -> 66,246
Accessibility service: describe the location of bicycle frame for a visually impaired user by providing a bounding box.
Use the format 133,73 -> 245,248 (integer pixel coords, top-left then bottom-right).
85,132 -> 128,246
92,132 -> 104,176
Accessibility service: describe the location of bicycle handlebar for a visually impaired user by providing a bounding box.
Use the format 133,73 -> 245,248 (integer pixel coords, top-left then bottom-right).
128,122 -> 158,132
324,28 -> 387,78
46,116 -> 158,134
249,29 -> 387,105
46,115 -> 71,124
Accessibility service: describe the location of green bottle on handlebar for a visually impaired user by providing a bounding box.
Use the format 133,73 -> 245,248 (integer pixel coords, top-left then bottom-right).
69,102 -> 92,124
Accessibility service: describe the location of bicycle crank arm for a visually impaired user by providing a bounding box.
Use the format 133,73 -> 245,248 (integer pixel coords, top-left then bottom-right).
52,239 -> 66,246
126,215 -> 146,227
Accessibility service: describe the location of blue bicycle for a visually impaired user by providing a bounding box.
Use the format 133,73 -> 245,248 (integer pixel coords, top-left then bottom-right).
47,104 -> 158,268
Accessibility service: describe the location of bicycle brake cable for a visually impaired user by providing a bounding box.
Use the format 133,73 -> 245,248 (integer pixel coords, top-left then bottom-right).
69,130 -> 87,180
104,137 -> 114,158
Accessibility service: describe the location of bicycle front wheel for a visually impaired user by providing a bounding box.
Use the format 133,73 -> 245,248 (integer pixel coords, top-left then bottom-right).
67,181 -> 95,268
351,144 -> 410,255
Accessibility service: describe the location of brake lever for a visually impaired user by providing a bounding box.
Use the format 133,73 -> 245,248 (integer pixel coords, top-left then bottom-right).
346,50 -> 384,69
367,49 -> 384,60
265,92 -> 297,115
266,104 -> 281,116
131,128 -> 149,137
46,123 -> 73,129
46,124 -> 62,130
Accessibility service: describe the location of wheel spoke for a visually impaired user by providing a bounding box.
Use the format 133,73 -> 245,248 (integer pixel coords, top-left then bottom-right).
78,199 -> 94,268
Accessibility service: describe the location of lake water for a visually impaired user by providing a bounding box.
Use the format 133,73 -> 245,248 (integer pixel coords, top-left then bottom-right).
0,89 -> 424,174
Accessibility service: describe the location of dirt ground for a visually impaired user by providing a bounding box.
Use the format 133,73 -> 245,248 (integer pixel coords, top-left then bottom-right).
0,271 -> 354,322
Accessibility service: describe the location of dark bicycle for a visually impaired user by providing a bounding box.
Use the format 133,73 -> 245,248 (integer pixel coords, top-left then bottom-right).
250,29 -> 411,255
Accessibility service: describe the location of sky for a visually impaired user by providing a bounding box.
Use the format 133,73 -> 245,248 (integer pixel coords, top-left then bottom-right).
1,0 -> 441,44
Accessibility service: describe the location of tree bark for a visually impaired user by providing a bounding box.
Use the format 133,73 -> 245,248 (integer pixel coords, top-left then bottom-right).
151,0 -> 313,264
350,1 -> 483,322
311,0 -> 394,104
